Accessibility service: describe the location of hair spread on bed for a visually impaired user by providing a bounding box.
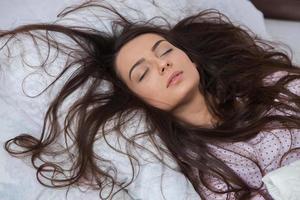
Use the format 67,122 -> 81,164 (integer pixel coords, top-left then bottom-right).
1,0 -> 300,199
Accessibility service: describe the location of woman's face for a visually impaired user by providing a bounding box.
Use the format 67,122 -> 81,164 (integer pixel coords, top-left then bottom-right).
115,33 -> 200,112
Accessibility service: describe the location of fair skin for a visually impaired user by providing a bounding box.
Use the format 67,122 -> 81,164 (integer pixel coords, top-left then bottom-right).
115,33 -> 216,127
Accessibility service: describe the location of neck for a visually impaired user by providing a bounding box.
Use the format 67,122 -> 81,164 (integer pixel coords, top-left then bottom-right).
172,91 -> 218,127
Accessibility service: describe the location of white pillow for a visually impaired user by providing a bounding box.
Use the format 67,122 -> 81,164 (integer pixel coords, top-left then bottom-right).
0,1 -> 270,200
0,0 -> 270,39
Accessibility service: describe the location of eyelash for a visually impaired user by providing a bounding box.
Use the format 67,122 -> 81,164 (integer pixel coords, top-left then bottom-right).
139,68 -> 149,81
160,48 -> 173,57
139,48 -> 173,82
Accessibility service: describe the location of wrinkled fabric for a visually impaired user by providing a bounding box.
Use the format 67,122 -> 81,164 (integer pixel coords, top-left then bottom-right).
262,160 -> 300,200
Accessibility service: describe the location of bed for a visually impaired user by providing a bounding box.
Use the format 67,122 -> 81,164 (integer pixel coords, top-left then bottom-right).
0,0 -> 298,199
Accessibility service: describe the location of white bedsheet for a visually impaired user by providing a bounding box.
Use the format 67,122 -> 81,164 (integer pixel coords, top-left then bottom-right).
0,1 -> 271,199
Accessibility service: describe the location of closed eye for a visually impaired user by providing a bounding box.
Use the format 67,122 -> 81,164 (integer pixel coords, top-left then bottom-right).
139,68 -> 149,82
160,48 -> 173,57
138,49 -> 172,82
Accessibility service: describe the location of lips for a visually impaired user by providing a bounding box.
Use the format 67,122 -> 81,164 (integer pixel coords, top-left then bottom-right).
167,71 -> 183,88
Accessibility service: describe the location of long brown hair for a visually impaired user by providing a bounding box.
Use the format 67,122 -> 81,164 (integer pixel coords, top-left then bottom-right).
1,1 -> 300,199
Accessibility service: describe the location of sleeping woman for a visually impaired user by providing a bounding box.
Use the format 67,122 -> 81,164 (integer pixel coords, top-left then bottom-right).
1,1 -> 300,200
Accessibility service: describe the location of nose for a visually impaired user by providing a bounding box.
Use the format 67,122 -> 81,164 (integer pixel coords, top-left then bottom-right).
158,59 -> 172,74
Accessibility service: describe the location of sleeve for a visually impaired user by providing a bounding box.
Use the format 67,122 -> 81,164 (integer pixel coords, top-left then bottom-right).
286,76 -> 300,96
263,71 -> 300,96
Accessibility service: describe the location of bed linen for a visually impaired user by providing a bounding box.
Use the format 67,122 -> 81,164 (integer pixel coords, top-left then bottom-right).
0,1 -> 274,199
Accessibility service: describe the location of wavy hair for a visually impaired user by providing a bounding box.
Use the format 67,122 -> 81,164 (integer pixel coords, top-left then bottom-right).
1,1 -> 300,199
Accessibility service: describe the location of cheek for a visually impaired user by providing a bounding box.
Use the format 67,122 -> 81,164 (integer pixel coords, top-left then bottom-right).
191,66 -> 200,82
138,81 -> 163,98
133,82 -> 173,109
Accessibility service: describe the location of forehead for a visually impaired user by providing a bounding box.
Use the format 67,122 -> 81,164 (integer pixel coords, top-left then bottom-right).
119,33 -> 165,53
115,33 -> 166,79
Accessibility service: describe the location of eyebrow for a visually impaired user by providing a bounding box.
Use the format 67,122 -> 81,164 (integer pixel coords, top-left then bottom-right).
129,39 -> 165,81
